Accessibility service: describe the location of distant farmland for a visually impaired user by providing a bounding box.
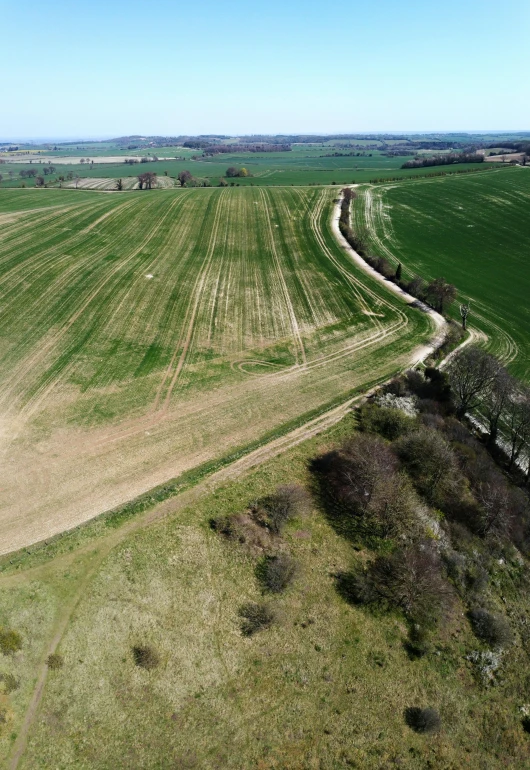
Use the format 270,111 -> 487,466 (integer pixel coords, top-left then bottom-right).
355,166 -> 530,380
0,186 -> 432,552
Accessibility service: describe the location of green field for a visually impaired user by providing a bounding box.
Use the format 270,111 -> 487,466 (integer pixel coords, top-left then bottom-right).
354,166 -> 530,380
0,185 -> 432,554
0,143 -> 499,188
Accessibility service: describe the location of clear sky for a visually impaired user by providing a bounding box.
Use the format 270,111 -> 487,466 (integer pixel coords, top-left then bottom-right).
2,0 -> 528,139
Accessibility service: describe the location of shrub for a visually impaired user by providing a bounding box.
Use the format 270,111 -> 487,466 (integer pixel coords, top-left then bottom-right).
395,428 -> 462,507
210,514 -> 236,538
0,629 -> 22,656
46,653 -> 64,670
132,644 -> 160,670
406,624 -> 433,659
404,707 -> 441,734
258,553 -> 297,593
468,608 -> 513,648
0,673 -> 19,693
345,541 -> 453,626
315,434 -> 417,539
360,403 -> 416,440
238,602 -> 275,636
251,484 -> 309,534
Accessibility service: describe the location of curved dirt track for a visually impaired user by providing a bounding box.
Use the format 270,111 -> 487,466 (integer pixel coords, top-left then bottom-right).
331,188 -> 447,360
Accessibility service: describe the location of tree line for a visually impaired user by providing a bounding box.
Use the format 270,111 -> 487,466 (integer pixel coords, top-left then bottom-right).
339,188 -> 457,315
311,350 -> 530,700
402,153 -> 484,169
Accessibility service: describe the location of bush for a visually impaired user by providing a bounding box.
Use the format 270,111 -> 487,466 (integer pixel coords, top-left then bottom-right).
238,602 -> 275,636
0,629 -> 22,656
251,484 -> 309,534
395,427 -> 461,507
210,514 -> 236,538
345,541 -> 453,626
314,434 -> 418,540
0,673 -> 19,693
468,608 -> 513,648
258,553 -> 297,593
46,653 -> 64,670
404,707 -> 441,734
406,624 -> 433,659
360,403 -> 416,440
132,644 -> 160,670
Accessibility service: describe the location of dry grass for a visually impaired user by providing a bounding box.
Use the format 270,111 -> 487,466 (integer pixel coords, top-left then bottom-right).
3,415 -> 528,769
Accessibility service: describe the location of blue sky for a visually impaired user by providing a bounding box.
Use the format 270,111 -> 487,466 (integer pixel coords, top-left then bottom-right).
1,0 -> 528,138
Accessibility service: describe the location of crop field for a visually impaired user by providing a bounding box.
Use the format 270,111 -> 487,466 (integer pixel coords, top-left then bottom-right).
61,176 -> 175,190
0,185 -> 432,553
354,166 -> 530,380
0,145 -> 499,189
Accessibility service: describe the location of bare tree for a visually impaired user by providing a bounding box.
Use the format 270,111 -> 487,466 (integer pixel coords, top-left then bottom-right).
483,369 -> 515,447
177,170 -> 192,187
446,346 -> 501,419
475,478 -> 514,537
425,277 -> 457,314
504,388 -> 530,471
137,172 -> 157,190
115,178 -> 123,191
459,302 -> 470,330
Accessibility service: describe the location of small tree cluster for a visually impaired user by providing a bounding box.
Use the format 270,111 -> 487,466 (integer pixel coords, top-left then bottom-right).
447,346 -> 530,476
137,172 -> 157,190
225,167 -> 249,178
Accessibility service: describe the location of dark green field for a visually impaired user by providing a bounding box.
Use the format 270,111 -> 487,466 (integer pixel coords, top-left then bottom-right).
356,166 -> 530,380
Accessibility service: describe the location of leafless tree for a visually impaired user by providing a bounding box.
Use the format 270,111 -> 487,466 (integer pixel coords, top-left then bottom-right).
137,172 -> 157,190
178,170 -> 192,187
459,302 -> 470,330
475,478 -> 514,537
425,277 -> 457,314
483,369 -> 515,447
446,346 -> 501,418
504,387 -> 530,471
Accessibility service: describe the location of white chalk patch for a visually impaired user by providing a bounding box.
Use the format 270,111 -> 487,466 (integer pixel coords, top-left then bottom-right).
146,274 -> 154,279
